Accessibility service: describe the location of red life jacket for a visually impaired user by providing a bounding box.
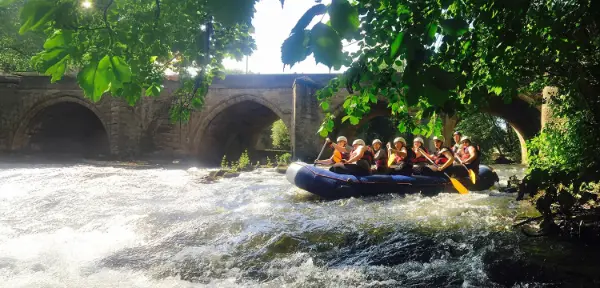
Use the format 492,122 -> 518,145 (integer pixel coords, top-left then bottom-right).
433,147 -> 451,165
412,147 -> 429,163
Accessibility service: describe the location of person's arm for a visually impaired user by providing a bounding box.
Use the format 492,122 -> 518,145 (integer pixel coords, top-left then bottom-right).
438,150 -> 455,171
329,142 -> 349,154
463,146 -> 477,164
346,146 -> 366,163
373,150 -> 384,160
397,147 -> 408,158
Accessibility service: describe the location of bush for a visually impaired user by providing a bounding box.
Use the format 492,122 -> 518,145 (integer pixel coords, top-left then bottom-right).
276,153 -> 292,165
237,150 -> 251,170
221,155 -> 228,169
271,120 -> 291,150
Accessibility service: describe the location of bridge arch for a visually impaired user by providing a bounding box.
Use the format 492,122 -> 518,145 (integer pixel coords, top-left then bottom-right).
11,95 -> 111,156
192,94 -> 291,163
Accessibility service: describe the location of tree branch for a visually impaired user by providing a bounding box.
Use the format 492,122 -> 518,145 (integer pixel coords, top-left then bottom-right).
103,0 -> 115,46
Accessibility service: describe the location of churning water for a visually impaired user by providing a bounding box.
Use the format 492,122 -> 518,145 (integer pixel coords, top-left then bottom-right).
0,163 -> 598,287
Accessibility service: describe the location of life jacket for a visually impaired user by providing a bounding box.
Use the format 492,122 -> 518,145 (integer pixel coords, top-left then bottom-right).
461,144 -> 481,167
332,146 -> 350,163
373,148 -> 387,168
392,147 -> 414,165
412,147 -> 429,163
355,146 -> 374,165
433,147 -> 451,165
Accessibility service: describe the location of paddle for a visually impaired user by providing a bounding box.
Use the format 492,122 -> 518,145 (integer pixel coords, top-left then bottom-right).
418,149 -> 469,195
313,140 -> 329,166
454,155 -> 477,184
386,143 -> 395,167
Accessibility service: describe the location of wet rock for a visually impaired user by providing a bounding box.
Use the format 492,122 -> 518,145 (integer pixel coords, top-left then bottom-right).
223,172 -> 240,178
276,165 -> 288,174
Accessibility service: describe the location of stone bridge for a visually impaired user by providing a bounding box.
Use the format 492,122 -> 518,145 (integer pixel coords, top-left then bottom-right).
0,74 -> 542,164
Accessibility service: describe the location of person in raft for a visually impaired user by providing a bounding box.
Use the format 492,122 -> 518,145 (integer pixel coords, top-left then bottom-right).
330,139 -> 373,176
412,137 -> 429,167
452,131 -> 462,155
419,135 -> 456,176
458,136 -> 480,175
371,139 -> 388,174
386,137 -> 414,175
314,136 -> 352,165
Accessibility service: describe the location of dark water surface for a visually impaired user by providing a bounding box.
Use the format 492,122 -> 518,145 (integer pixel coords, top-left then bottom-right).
0,163 -> 599,287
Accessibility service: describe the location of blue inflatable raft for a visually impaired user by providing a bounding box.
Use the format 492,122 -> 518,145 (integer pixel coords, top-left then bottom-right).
286,162 -> 499,199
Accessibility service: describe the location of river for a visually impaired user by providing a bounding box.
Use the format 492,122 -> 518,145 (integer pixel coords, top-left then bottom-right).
1,162 -> 599,287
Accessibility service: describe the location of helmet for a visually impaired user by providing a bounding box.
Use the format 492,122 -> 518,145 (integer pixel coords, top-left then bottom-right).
336,136 -> 348,143
352,139 -> 366,146
453,131 -> 462,136
460,136 -> 471,143
414,137 -> 424,144
372,139 -> 382,145
393,137 -> 407,146
433,135 -> 445,143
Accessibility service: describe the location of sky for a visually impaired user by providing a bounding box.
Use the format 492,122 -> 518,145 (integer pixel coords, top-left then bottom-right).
223,0 -> 346,74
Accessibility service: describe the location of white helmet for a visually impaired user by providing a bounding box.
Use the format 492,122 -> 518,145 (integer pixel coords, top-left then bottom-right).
460,136 -> 471,143
352,139 -> 366,146
414,137 -> 424,144
372,139 -> 382,145
433,135 -> 445,143
393,137 -> 407,146
336,136 -> 348,143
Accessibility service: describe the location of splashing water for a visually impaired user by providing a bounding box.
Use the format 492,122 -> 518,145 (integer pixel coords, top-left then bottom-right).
0,163 -> 598,287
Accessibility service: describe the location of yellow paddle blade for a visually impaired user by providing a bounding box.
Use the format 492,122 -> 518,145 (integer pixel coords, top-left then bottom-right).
468,169 -> 477,184
449,177 -> 469,194
387,156 -> 395,167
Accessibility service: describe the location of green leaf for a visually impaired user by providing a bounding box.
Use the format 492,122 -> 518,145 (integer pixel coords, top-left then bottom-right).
146,85 -> 161,97
390,32 -> 405,59
34,30 -> 72,83
368,92 -> 377,103
489,86 -> 503,95
19,0 -> 57,34
342,115 -> 351,123
109,56 -> 132,92
318,126 -> 329,137
320,101 -> 330,110
426,23 -> 438,41
310,23 -> 344,69
440,18 -> 469,36
78,57 -> 110,102
397,5 -> 410,15
291,4 -> 327,34
349,116 -> 360,125
281,31 -> 310,68
121,83 -> 142,106
329,0 -> 359,39
397,122 -> 406,133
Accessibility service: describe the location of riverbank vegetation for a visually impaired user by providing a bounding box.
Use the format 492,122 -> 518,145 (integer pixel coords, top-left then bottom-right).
280,0 -> 600,241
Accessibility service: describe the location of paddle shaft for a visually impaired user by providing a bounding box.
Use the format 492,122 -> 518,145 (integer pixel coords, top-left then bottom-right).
453,153 -> 471,171
418,148 -> 452,178
314,141 -> 329,166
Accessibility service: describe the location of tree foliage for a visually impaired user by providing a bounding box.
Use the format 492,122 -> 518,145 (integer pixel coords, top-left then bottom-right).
455,112 -> 521,163
271,119 -> 291,150
16,0 -> 257,121
282,0 -> 600,140
0,0 -> 44,72
283,0 -> 600,237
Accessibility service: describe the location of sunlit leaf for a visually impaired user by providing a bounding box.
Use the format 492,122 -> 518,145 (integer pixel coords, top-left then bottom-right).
19,0 -> 57,34
281,31 -> 310,68
329,0 -> 359,39
390,32 -> 405,59
291,4 -> 327,34
310,23 -> 344,69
